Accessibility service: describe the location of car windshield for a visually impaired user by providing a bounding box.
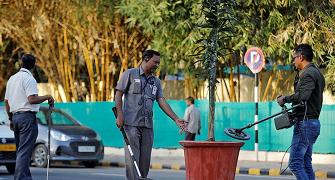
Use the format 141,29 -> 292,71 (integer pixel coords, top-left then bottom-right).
37,110 -> 79,126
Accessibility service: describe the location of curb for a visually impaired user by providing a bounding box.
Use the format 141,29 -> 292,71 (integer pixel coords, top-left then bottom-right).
237,167 -> 292,176
98,161 -> 335,178
236,167 -> 335,179
55,161 -> 335,178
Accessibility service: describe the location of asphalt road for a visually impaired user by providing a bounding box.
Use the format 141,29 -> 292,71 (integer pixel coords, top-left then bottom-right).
0,166 -> 298,180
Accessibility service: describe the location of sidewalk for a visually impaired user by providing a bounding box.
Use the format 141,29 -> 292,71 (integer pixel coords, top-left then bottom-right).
101,147 -> 335,179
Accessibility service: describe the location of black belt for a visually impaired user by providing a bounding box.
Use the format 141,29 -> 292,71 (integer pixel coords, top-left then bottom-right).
13,111 -> 37,115
296,116 -> 319,121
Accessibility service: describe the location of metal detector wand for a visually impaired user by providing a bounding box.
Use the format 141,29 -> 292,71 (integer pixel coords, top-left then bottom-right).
224,103 -> 303,140
112,107 -> 144,179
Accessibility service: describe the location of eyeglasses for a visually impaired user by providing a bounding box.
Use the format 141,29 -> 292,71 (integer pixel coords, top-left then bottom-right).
292,55 -> 300,60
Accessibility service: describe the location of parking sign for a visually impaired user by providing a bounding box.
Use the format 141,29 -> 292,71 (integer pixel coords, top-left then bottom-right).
244,47 -> 265,74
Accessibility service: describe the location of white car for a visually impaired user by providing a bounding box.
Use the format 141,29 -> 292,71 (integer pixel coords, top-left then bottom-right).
0,106 -> 104,169
0,107 -> 16,174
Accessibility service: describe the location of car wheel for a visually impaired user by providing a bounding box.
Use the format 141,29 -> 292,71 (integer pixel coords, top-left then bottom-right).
33,144 -> 48,168
83,161 -> 98,168
6,164 -> 15,174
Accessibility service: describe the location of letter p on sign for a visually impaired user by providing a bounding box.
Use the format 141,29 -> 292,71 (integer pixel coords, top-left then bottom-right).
244,47 -> 265,74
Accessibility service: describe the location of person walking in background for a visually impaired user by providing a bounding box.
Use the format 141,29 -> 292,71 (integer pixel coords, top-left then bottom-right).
114,49 -> 186,180
183,96 -> 201,141
4,54 -> 54,180
277,44 -> 325,180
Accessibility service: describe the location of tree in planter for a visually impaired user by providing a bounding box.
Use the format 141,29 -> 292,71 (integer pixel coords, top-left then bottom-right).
193,0 -> 238,141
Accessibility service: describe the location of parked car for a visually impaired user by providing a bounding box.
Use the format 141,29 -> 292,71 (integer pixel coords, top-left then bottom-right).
34,106 -> 104,168
0,106 -> 104,169
0,107 -> 16,174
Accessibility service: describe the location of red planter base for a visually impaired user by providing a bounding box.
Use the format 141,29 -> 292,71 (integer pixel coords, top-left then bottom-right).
180,141 -> 244,180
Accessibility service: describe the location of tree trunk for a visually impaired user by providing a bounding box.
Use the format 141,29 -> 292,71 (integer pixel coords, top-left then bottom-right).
207,27 -> 218,141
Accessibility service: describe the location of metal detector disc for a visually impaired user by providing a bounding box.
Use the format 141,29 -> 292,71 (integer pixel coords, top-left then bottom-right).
224,128 -> 250,140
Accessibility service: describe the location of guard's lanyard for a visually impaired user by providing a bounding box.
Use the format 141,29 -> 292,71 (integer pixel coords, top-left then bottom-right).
138,68 -> 155,106
139,67 -> 154,94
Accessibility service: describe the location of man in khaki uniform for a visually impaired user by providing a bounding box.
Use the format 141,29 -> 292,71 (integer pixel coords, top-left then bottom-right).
115,50 -> 186,180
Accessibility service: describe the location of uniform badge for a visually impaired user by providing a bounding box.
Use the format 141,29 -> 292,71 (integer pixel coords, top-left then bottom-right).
152,86 -> 157,95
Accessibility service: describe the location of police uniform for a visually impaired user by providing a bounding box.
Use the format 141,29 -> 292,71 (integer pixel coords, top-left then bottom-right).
116,66 -> 163,180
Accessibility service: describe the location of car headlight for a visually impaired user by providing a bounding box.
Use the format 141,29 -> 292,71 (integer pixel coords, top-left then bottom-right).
96,133 -> 102,141
51,130 -> 71,141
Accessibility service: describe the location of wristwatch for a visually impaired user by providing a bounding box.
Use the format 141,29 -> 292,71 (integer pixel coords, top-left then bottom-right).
8,113 -> 13,121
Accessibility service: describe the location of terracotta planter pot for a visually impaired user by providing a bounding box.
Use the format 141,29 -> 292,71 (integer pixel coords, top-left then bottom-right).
180,141 -> 244,180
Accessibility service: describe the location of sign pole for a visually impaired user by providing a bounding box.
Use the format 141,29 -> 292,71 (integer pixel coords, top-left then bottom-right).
255,73 -> 259,161
244,47 -> 264,162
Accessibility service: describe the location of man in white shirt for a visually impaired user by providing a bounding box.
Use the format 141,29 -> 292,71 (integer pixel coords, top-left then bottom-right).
4,54 -> 54,180
183,96 -> 201,141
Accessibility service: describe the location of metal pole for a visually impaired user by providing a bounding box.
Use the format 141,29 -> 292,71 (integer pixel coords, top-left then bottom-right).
255,73 -> 259,161
47,106 -> 52,180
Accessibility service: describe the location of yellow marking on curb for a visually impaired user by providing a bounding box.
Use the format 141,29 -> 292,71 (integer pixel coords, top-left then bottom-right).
248,168 -> 260,175
101,161 -> 110,167
236,167 -> 240,174
315,171 -> 327,179
151,163 -> 162,169
171,164 -> 180,170
269,169 -> 280,176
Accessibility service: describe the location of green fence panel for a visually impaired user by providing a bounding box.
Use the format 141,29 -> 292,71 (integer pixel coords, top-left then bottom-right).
51,101 -> 335,153
2,101 -> 334,153
315,105 -> 335,153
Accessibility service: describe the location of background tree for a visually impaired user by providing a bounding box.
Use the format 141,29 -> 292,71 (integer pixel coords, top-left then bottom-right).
231,0 -> 335,100
0,0 -> 150,102
0,35 -> 19,98
118,0 -> 205,97
0,0 -> 334,102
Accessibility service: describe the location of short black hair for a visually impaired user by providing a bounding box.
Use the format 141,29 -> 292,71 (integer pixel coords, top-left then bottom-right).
186,96 -> 194,104
294,44 -> 313,62
21,54 -> 36,70
142,50 -> 160,62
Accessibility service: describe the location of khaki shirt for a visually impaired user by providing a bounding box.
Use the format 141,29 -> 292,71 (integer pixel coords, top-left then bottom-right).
4,68 -> 39,113
183,104 -> 201,134
116,67 -> 163,128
